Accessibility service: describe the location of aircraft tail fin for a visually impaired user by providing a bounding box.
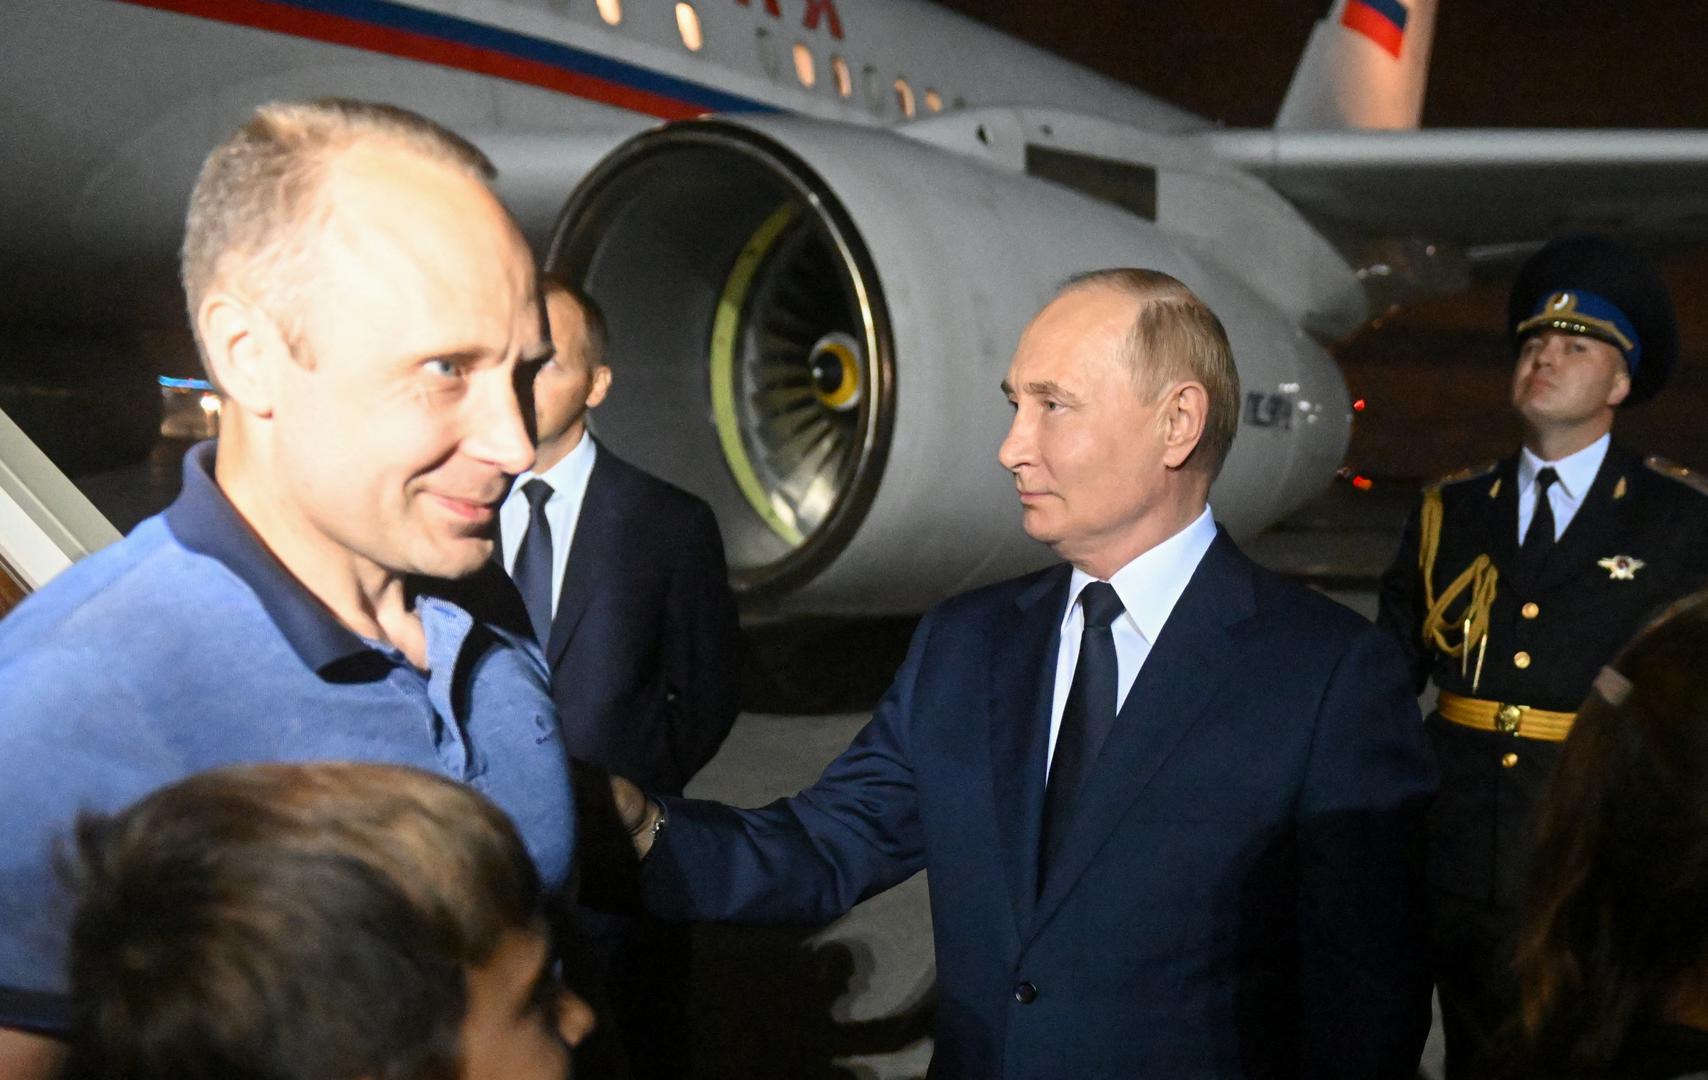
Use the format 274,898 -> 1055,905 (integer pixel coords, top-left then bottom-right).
1275,0 -> 1437,130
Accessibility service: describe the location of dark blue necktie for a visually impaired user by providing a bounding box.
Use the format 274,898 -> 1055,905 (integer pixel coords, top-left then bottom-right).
512,478 -> 555,646
1520,467 -> 1559,573
1041,581 -> 1125,884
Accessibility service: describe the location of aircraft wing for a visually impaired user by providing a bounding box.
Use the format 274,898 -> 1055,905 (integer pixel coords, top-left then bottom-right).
1199,129 -> 1708,250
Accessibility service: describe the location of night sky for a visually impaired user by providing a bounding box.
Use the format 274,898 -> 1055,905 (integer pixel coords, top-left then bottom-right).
935,0 -> 1708,130
934,0 -> 1708,477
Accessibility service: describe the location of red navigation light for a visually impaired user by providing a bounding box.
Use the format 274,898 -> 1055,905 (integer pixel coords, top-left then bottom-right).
1351,475 -> 1374,491
1352,398 -> 1367,412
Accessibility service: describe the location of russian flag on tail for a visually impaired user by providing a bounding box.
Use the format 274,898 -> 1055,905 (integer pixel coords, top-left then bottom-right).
1340,0 -> 1408,58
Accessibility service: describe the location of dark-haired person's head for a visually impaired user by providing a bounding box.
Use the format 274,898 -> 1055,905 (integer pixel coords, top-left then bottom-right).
1508,589 -> 1708,1078
529,280 -> 612,476
63,762 -> 589,1080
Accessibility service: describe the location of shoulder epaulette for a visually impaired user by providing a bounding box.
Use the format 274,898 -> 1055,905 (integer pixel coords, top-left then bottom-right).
1426,460 -> 1499,495
1645,455 -> 1708,498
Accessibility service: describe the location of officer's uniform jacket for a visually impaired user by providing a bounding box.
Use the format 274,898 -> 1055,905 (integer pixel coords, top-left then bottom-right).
1378,442 -> 1708,906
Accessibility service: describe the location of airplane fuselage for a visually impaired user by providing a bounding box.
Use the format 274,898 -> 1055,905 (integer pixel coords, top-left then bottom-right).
3,0 -> 1359,612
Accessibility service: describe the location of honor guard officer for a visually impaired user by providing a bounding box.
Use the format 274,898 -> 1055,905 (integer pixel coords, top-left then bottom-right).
1378,233 -> 1708,1078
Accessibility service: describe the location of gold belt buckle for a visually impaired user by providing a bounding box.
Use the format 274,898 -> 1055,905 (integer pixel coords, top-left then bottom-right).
1495,703 -> 1524,735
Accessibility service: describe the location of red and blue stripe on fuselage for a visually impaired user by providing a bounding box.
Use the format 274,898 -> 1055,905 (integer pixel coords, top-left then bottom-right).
116,0 -> 777,120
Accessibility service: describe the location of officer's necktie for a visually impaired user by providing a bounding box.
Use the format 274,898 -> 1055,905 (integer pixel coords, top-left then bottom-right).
1041,581 -> 1125,886
1520,467 -> 1559,572
512,478 -> 555,646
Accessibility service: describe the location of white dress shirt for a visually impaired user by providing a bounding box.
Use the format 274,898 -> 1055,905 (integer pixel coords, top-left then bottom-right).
1516,433 -> 1607,545
1045,505 -> 1219,775
499,434 -> 598,620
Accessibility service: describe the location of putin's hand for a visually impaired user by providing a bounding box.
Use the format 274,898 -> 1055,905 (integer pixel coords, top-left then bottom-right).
609,774 -> 663,858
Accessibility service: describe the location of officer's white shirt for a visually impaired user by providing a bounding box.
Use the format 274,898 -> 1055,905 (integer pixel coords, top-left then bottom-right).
1047,505 -> 1218,776
1517,433 -> 1608,545
499,433 -> 598,620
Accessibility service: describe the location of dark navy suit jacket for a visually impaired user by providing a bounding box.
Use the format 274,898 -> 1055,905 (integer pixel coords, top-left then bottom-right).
645,530 -> 1437,1079
475,441 -> 740,1078
502,440 -> 741,795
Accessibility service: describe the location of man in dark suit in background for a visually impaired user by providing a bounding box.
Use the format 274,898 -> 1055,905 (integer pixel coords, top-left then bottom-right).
500,280 -> 742,1078
1378,234 -> 1708,1078
615,269 -> 1437,1078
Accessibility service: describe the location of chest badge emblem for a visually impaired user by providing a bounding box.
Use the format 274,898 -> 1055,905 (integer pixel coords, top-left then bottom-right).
1597,555 -> 1645,581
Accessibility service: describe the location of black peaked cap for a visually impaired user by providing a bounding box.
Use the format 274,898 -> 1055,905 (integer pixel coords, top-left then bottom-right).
1507,233 -> 1679,407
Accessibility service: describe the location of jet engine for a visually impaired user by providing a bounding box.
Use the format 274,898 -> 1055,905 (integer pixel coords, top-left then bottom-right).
547,115 -> 1351,615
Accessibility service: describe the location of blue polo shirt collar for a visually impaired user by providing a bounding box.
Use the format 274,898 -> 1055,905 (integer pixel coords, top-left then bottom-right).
164,441 -> 376,675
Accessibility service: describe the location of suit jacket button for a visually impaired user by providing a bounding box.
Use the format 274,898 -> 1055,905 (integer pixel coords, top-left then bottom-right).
1521,602 -> 1540,619
1513,651 -> 1532,669
1013,981 -> 1038,1004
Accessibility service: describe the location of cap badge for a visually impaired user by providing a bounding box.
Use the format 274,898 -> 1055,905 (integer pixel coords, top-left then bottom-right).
1597,555 -> 1645,581
1516,289 -> 1638,354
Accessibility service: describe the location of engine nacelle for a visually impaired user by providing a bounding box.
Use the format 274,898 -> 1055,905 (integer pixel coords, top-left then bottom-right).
547,115 -> 1350,615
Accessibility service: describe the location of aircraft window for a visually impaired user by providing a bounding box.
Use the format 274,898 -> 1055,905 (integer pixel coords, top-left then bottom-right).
894,78 -> 915,118
756,28 -> 781,79
831,54 -> 852,98
793,43 -> 816,88
596,0 -> 621,25
925,88 -> 943,113
862,64 -> 885,113
675,2 -> 703,50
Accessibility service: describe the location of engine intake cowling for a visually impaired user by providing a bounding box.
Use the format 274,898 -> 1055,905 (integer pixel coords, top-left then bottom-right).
547,116 -> 1349,615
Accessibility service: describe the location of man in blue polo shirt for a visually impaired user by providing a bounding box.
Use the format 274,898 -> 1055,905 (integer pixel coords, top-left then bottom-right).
0,99 -> 575,1077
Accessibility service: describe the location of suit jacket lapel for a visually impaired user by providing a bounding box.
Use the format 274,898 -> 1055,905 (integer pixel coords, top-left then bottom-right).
1030,532 -> 1256,935
545,442 -> 610,666
988,565 -> 1070,940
